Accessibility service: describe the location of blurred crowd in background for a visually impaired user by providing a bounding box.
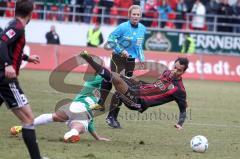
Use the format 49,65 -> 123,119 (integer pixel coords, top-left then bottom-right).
0,0 -> 240,33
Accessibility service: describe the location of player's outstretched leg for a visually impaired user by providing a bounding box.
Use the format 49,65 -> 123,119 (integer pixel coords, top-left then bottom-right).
10,114 -> 54,136
80,50 -> 112,82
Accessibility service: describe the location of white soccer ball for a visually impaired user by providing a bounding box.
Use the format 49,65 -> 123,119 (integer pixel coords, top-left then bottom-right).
190,135 -> 208,153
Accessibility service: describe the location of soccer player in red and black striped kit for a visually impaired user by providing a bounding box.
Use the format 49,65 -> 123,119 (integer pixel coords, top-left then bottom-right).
0,0 -> 43,158
80,50 -> 189,130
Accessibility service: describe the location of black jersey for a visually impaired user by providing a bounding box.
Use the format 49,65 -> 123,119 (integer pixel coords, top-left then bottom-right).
0,18 -> 27,81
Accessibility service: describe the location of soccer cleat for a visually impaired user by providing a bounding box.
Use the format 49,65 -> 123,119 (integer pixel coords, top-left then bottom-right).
10,126 -> 22,136
106,117 -> 121,128
64,130 -> 80,143
64,135 -> 80,143
114,119 -> 121,129
80,50 -> 90,58
90,103 -> 105,111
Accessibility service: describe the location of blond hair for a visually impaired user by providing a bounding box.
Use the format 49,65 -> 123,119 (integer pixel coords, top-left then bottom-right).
128,5 -> 142,17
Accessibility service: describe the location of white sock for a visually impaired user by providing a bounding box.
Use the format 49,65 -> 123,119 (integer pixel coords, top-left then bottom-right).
33,114 -> 53,126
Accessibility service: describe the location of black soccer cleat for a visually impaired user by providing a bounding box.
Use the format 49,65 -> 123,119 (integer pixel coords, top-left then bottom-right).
106,117 -> 121,128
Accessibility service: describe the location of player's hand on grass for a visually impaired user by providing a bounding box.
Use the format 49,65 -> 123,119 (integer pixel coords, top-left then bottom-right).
28,55 -> 40,64
98,137 -> 111,141
174,124 -> 183,131
5,65 -> 16,78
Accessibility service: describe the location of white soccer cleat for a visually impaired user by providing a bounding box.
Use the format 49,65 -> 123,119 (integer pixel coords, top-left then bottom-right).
63,129 -> 80,143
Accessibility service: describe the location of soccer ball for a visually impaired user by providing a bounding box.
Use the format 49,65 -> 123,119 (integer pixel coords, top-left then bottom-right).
190,135 -> 208,153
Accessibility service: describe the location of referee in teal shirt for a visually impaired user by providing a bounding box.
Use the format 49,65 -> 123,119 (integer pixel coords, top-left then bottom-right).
100,5 -> 146,128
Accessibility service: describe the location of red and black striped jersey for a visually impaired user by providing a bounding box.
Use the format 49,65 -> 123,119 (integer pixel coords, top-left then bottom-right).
0,18 -> 26,80
139,70 -> 187,113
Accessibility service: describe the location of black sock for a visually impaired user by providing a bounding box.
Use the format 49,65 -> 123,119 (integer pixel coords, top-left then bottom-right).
22,128 -> 41,159
107,93 -> 122,118
113,107 -> 121,120
98,80 -> 112,106
82,55 -> 112,81
99,68 -> 112,81
82,55 -> 102,72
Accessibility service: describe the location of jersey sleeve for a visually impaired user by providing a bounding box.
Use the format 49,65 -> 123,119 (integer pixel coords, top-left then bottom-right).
0,27 -> 24,65
138,26 -> 146,61
88,119 -> 96,133
173,90 -> 187,126
108,24 -> 124,54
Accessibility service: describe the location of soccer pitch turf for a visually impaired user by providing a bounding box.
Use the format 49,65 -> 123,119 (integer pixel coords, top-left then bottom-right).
0,70 -> 239,159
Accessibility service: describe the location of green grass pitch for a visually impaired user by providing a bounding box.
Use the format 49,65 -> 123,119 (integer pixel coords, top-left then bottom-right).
0,70 -> 240,159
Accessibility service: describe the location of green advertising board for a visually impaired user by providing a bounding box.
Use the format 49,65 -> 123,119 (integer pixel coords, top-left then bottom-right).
144,30 -> 240,55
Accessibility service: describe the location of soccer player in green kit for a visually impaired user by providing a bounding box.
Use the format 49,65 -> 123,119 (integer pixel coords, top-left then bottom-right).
11,75 -> 110,143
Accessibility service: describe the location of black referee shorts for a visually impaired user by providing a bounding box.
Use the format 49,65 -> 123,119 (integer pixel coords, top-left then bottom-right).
110,53 -> 135,77
0,79 -> 28,109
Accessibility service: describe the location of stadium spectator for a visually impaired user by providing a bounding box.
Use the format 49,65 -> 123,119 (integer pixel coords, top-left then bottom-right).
5,0 -> 15,17
164,0 -> 178,10
10,75 -> 111,143
142,0 -> 159,27
132,0 -> 144,6
83,0 -> 95,23
184,0 -> 195,12
0,0 -> 7,16
175,0 -> 188,29
87,24 -> 104,47
232,0 -> 240,33
45,0 -> 59,21
97,0 -> 114,24
191,0 -> 206,30
181,33 -> 196,54
0,0 -> 43,158
115,0 -> 133,24
45,25 -> 60,45
158,0 -> 173,28
200,0 -> 209,6
205,0 -> 220,31
62,3 -> 71,22
217,0 -> 234,32
80,51 -> 189,131
99,5 -> 146,128
75,0 -> 85,22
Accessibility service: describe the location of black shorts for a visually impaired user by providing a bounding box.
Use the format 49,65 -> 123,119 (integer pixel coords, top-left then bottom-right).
111,53 -> 135,77
116,76 -> 141,109
0,79 -> 28,109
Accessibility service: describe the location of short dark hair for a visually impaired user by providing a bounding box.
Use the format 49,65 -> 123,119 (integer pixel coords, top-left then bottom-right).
15,0 -> 34,18
175,57 -> 189,71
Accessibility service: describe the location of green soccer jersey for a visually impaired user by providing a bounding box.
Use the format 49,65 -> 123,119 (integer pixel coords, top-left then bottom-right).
72,75 -> 103,132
